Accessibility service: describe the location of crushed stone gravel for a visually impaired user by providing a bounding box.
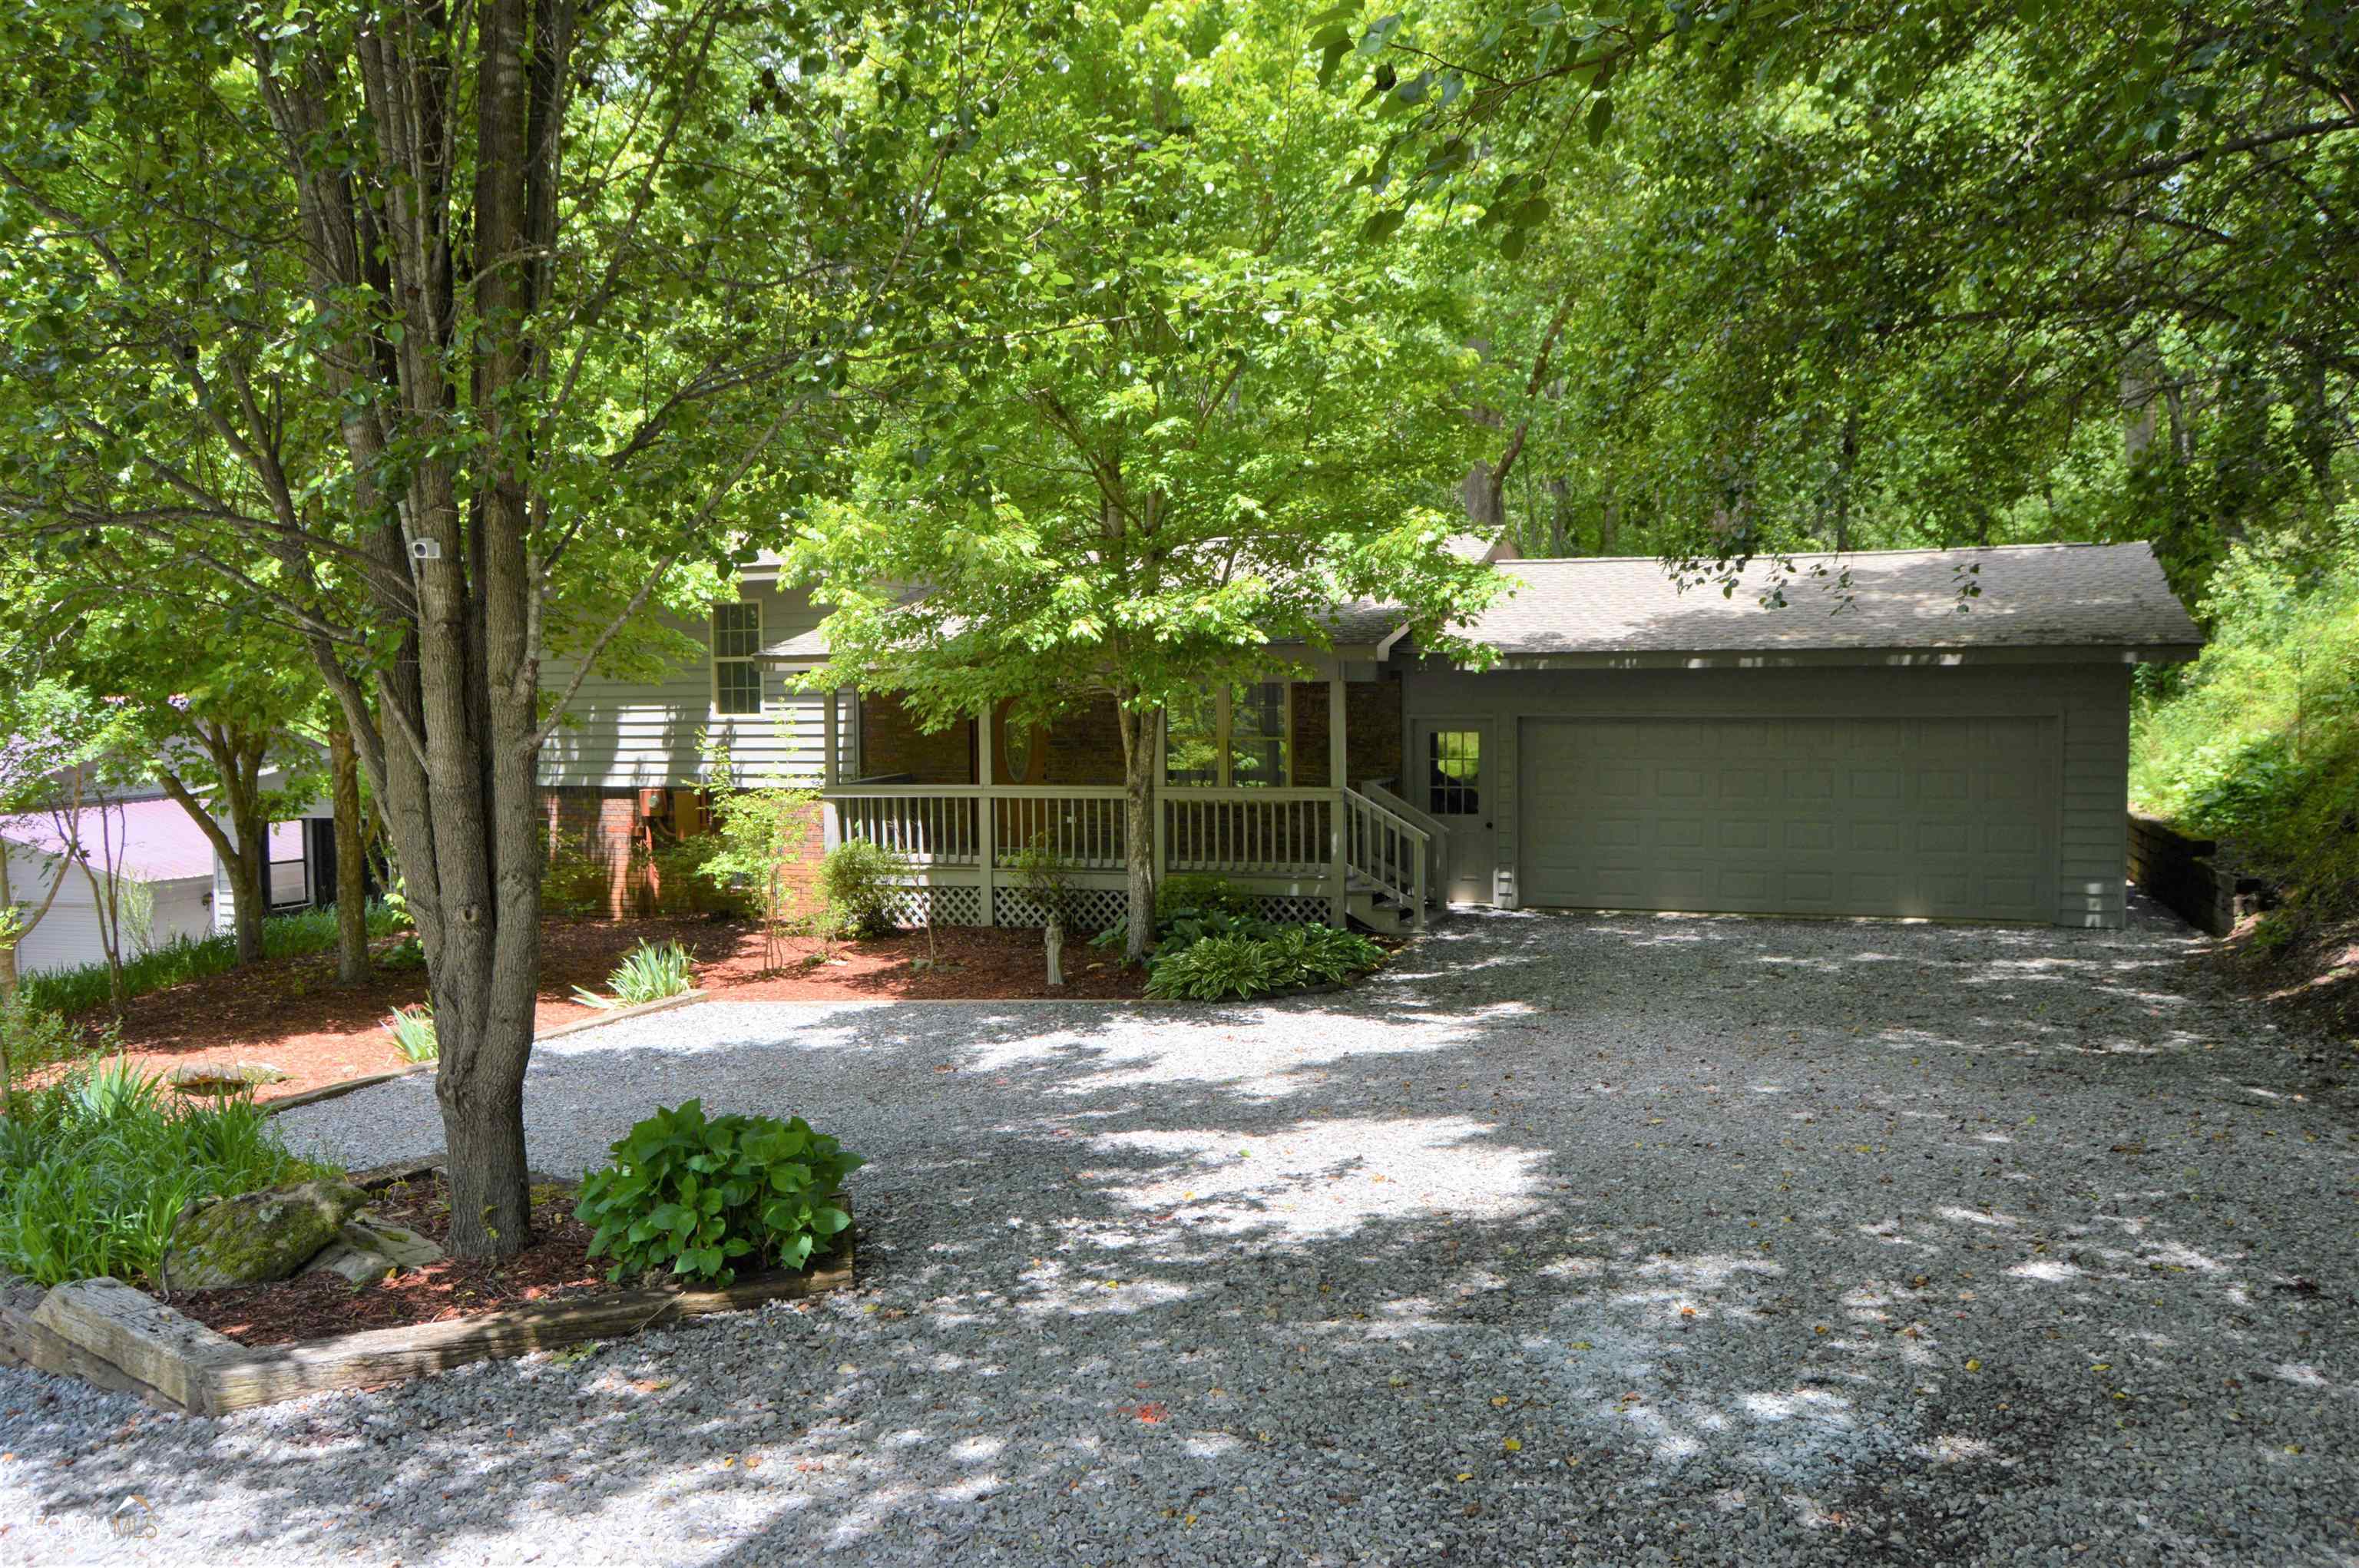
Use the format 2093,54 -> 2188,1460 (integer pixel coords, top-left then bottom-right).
5,896 -> 2355,1566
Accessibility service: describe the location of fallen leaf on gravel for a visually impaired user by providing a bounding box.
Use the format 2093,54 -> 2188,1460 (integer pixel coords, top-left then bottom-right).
1504,1438 -> 1522,1453
1966,1359 -> 1983,1372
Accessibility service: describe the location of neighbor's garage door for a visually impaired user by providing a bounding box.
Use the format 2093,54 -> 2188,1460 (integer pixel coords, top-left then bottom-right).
1518,716 -> 2056,921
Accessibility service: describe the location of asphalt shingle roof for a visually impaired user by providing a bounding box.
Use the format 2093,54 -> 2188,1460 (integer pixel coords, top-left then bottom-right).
761,542 -> 2202,662
1454,542 -> 2202,657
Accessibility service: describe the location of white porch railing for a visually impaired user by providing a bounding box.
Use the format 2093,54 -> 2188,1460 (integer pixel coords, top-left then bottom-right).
1342,786 -> 1429,926
1161,788 -> 1334,878
822,782 -> 1429,929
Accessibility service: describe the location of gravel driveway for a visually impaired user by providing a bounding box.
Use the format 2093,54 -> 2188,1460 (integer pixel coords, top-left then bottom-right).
5,900 -> 2355,1566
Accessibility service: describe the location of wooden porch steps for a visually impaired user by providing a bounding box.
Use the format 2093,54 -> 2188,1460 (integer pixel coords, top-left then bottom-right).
1344,880 -> 1420,935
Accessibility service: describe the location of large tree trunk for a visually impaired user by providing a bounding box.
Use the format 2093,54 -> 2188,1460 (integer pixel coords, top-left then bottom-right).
1115,696 -> 1156,964
227,809 -> 269,966
329,722 -> 369,984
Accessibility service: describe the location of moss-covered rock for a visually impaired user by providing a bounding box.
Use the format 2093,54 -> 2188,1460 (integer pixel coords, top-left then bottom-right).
163,1179 -> 369,1289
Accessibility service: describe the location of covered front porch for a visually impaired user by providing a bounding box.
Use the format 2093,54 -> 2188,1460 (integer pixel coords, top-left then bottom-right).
809,660 -> 1444,933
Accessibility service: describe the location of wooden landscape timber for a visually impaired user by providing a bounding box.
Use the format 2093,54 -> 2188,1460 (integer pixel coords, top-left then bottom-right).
0,1202 -> 852,1416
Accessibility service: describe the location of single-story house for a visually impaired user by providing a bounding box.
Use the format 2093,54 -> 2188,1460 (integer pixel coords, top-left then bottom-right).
1,773 -> 340,978
538,540 -> 2203,931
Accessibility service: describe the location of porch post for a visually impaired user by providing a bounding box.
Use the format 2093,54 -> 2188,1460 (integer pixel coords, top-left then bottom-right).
1327,670 -> 1348,924
822,686 -> 839,787
976,704 -> 997,927
1150,703 -> 1169,885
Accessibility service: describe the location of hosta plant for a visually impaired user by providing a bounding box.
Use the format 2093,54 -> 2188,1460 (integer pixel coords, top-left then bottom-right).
574,1101 -> 862,1285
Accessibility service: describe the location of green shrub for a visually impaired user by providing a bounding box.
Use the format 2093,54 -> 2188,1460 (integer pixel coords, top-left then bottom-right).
0,995 -> 87,1097
1145,934 -> 1286,1000
573,941 -> 696,1011
1266,923 -> 1386,984
574,1100 -> 861,1285
380,935 -> 427,971
543,844 -> 616,916
1143,922 -> 1385,1001
384,1003 -> 438,1063
1156,874 -> 1256,923
820,840 -> 909,939
15,901 -> 414,1017
0,1058 -> 333,1287
2132,524 -> 2359,920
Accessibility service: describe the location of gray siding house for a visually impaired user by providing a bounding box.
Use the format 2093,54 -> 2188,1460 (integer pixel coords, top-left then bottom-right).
546,541 -> 2202,930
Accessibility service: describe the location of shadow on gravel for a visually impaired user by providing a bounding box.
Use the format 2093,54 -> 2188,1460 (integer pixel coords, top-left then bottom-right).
8,897 -> 2354,1565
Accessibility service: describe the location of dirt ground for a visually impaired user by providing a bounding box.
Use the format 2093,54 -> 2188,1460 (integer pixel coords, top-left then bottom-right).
58,918 -> 1143,1106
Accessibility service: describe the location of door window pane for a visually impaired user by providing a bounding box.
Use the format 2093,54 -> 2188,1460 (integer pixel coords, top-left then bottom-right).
1428,729 -> 1481,815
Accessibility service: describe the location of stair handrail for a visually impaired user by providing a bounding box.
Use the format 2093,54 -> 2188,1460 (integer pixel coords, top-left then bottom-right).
1358,780 -> 1447,907
1341,786 -> 1429,929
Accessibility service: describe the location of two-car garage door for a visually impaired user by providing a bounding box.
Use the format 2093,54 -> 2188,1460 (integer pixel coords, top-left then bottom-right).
1517,716 -> 2057,922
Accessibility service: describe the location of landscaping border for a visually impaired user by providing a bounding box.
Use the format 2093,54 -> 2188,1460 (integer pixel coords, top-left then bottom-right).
262,988 -> 711,1116
0,1197 -> 852,1416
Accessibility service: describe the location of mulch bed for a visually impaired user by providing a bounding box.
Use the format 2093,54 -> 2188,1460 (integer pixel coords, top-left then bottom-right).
55,918 -> 1145,1107
171,1173 -> 608,1348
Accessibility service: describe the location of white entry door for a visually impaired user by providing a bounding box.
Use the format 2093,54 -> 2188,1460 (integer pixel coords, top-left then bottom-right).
1412,719 -> 1496,905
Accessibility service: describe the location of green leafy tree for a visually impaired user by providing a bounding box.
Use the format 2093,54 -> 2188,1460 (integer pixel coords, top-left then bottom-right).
1333,2 -> 2359,597
0,677 -> 140,996
0,0 -> 1016,1254
792,2 -> 1501,958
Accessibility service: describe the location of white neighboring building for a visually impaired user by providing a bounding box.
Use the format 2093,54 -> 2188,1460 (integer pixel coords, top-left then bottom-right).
2,798 -> 221,977
1,779 -> 339,978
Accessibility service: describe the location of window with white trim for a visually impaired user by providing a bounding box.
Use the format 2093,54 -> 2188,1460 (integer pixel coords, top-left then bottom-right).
1163,681 -> 1291,788
711,602 -> 763,716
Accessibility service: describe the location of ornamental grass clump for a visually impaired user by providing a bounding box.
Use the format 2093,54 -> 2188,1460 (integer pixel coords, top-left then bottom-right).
574,1100 -> 861,1286
572,940 -> 696,1011
383,1003 -> 439,1063
0,1057 -> 331,1287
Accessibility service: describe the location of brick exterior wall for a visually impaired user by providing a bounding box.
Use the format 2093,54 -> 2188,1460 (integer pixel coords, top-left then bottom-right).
1041,696 -> 1127,785
540,785 -> 822,920
859,693 -> 976,783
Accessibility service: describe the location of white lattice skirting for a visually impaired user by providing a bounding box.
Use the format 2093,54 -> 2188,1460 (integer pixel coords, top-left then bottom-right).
878,885 -> 985,928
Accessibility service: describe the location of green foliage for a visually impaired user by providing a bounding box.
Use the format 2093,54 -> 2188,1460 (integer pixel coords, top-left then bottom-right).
14,901 -> 411,1017
573,941 -> 696,1011
0,1057 -> 332,1287
1158,875 -> 1257,925
542,845 -> 617,918
820,842 -> 908,940
697,748 -> 824,968
0,994 -> 87,1095
1143,922 -> 1385,1001
383,1004 -> 439,1064
574,1101 -> 861,1285
2132,526 -> 2359,919
1006,836 -> 1079,930
1092,875 -> 1261,954
1146,935 -> 1287,1001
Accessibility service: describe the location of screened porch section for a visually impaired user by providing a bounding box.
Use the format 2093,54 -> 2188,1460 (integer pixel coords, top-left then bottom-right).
814,672 -> 1444,935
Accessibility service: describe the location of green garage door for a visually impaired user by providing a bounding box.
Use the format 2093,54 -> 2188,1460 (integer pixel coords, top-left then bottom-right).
1517,716 -> 2056,921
